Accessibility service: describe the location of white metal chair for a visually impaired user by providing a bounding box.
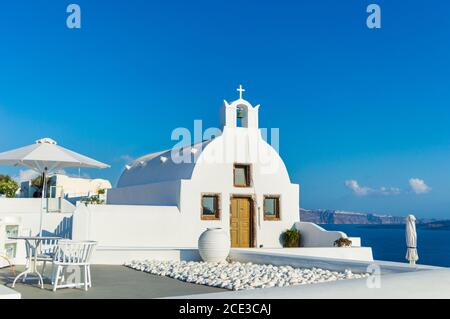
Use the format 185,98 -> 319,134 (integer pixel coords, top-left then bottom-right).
52,240 -> 97,291
37,237 -> 60,277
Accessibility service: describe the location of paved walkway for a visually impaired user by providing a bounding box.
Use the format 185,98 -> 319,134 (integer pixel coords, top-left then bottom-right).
0,265 -> 224,299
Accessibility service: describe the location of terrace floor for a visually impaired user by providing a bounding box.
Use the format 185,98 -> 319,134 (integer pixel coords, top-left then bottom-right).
0,265 -> 225,299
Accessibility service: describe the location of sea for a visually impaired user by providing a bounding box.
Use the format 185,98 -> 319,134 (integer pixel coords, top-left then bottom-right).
321,224 -> 450,267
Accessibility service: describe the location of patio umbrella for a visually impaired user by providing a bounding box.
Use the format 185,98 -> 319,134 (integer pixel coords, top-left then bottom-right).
0,137 -> 110,236
406,214 -> 419,265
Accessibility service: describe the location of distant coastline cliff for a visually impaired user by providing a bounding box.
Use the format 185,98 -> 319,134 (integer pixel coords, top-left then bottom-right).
300,208 -> 435,225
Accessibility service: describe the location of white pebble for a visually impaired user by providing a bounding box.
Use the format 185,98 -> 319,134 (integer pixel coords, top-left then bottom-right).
124,260 -> 369,291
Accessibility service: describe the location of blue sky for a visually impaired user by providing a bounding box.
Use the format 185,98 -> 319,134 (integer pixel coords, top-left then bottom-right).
1,1 -> 450,218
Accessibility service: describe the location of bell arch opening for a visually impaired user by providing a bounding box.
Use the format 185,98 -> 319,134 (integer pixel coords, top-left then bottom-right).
236,104 -> 249,128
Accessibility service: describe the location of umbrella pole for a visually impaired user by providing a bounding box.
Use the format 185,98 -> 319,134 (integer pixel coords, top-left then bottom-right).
39,169 -> 47,237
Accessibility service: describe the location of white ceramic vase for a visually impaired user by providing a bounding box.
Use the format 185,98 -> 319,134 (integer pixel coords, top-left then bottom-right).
198,228 -> 231,262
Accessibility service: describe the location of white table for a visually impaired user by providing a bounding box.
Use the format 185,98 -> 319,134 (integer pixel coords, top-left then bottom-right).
9,236 -> 62,289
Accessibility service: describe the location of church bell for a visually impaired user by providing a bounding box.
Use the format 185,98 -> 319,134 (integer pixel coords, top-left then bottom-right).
236,106 -> 245,119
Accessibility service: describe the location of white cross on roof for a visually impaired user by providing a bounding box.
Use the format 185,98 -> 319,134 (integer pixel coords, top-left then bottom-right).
237,84 -> 245,99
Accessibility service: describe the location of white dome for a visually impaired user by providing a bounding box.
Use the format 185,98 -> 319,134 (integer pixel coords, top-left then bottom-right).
117,140 -> 212,188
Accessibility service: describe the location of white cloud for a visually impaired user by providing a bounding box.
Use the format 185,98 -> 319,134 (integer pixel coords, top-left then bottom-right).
346,178 -> 432,196
409,178 -> 431,194
345,180 -> 373,196
379,186 -> 402,196
345,180 -> 402,196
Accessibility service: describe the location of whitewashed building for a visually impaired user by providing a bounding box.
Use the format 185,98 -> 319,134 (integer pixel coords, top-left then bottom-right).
107,86 -> 300,248
20,174 -> 111,202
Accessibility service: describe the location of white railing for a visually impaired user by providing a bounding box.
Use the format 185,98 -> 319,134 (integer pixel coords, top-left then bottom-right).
295,222 -> 349,247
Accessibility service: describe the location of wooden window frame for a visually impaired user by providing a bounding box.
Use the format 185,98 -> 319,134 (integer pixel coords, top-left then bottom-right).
263,195 -> 281,221
233,164 -> 252,188
201,193 -> 221,220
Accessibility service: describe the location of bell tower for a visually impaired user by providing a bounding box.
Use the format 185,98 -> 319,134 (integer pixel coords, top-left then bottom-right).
221,85 -> 260,130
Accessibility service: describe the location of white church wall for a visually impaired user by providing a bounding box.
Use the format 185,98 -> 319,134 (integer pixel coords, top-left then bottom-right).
177,128 -> 300,248
180,178 -> 299,248
106,180 -> 181,206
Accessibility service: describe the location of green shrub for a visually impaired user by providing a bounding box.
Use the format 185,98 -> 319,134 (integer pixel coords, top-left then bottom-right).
0,175 -> 19,198
80,195 -> 105,205
282,229 -> 301,247
334,237 -> 352,247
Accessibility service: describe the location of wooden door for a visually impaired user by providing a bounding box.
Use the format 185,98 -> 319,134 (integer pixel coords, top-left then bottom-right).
230,197 -> 252,247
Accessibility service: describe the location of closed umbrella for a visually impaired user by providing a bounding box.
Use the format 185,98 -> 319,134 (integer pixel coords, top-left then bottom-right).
0,138 -> 109,236
406,214 -> 419,265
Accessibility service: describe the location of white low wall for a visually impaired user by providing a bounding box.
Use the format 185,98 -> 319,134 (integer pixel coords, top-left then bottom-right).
73,203 -> 189,246
93,247 -> 201,264
0,198 -> 75,214
235,247 -> 372,262
295,222 -> 360,247
72,203 -> 206,264
0,199 -> 73,265
348,237 -> 361,247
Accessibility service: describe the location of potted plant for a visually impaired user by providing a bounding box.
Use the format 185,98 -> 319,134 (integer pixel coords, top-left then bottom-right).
334,237 -> 352,248
281,229 -> 301,247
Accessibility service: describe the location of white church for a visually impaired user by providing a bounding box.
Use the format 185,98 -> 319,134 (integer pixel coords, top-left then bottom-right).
106,86 -> 300,248
1,86 -> 368,266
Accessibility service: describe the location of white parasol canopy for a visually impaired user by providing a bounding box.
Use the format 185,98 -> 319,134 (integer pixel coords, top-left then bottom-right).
406,214 -> 419,265
0,138 -> 109,171
0,138 -> 110,235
